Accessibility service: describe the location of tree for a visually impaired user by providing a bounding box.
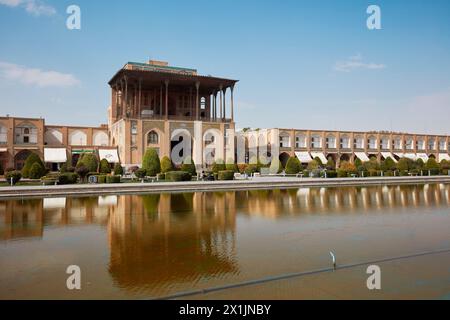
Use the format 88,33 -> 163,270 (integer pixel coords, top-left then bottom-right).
340,161 -> 357,173
181,156 -> 197,176
381,157 -> 396,171
425,158 -> 439,170
75,165 -> 89,182
160,156 -> 173,173
440,159 -> 450,170
142,148 -> 161,176
285,157 -> 301,174
212,158 -> 226,173
307,159 -> 320,170
135,168 -> 147,181
29,162 -> 46,179
114,163 -> 124,176
364,158 -> 380,171
354,158 -> 363,169
77,153 -> 98,173
414,158 -> 425,170
313,156 -> 323,167
99,159 -> 111,174
397,158 -> 411,171
326,158 -> 336,170
22,153 -> 44,178
269,157 -> 282,174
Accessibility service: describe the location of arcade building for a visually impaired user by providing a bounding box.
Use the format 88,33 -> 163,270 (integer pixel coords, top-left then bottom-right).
0,59 -> 449,172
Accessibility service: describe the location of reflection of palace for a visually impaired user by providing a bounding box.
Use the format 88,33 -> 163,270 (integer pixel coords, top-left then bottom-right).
0,185 -> 449,289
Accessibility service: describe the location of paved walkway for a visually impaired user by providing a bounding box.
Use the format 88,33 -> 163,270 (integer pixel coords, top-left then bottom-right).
1,175 -> 449,199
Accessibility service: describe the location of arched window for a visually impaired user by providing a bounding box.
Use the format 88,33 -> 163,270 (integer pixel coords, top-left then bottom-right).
340,135 -> 350,149
15,123 -> 37,144
200,97 -> 206,110
295,134 -> 306,148
428,138 -> 436,150
147,131 -> 159,145
354,136 -> 364,149
367,136 -> 377,149
311,134 -> 322,148
326,134 -> 336,148
380,137 -> 390,149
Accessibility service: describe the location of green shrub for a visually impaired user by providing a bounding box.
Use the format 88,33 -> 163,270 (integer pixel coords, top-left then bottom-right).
397,158 -> 411,171
245,164 -> 258,175
22,153 -> 44,178
113,163 -> 124,176
218,170 -> 234,180
181,156 -> 196,176
440,160 -> 450,170
399,170 -> 410,176
212,159 -> 226,173
75,165 -> 89,181
5,171 -> 22,185
29,162 -> 46,179
368,169 -> 379,177
142,148 -> 161,176
381,157 -> 396,171
99,159 -> 111,174
58,173 -> 78,185
301,170 -> 310,177
135,168 -> 147,179
166,171 -> 191,182
354,158 -> 363,169
157,173 -> 166,180
326,158 -> 336,170
428,168 -> 440,176
337,169 -> 348,178
225,159 -> 239,173
364,158 -> 380,171
307,159 -> 320,170
425,158 -> 440,170
106,175 -> 121,184
326,170 -> 337,178
41,176 -> 58,185
269,157 -> 282,174
313,156 -> 323,166
77,153 -> 98,173
384,170 -> 394,177
160,156 -> 173,173
415,158 -> 425,170
285,157 -> 301,174
97,175 -> 106,184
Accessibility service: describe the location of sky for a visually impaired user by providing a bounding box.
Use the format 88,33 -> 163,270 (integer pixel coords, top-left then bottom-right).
0,0 -> 449,134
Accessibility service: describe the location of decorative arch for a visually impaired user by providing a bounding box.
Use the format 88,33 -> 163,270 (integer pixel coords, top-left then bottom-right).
380,136 -> 390,149
367,135 -> 378,149
44,128 -> 63,145
69,130 -> 87,146
15,122 -> 38,144
326,134 -> 336,149
93,131 -> 109,146
340,134 -> 350,149
279,152 -> 290,168
295,133 -> 307,148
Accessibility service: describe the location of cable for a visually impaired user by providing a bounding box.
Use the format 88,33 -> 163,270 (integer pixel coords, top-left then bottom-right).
150,247 -> 450,300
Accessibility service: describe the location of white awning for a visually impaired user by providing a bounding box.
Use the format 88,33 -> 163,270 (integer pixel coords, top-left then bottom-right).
355,152 -> 370,162
403,153 -> 417,161
439,153 -> 450,162
44,148 -> 67,163
0,148 -> 7,152
310,152 -> 328,164
295,152 -> 313,163
99,149 -> 120,163
381,152 -> 397,163
416,153 -> 429,162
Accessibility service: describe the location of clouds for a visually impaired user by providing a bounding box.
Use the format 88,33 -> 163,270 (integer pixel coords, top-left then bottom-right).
334,54 -> 386,73
0,61 -> 80,88
0,0 -> 56,16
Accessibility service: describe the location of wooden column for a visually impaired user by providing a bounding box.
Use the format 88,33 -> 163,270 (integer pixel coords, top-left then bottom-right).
230,85 -> 235,122
195,81 -> 200,120
222,87 -> 226,120
138,78 -> 142,118
124,76 -> 128,118
219,85 -> 223,120
160,84 -> 163,117
165,80 -> 169,120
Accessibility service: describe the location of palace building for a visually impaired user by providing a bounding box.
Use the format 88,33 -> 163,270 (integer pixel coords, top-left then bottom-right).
1,59 -> 450,172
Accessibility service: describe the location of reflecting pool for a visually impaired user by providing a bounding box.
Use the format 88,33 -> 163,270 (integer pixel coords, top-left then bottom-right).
1,184 -> 450,299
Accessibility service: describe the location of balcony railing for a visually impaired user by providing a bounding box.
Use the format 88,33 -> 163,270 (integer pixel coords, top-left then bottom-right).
125,114 -> 232,123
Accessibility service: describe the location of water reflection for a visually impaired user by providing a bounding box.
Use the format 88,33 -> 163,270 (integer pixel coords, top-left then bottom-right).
0,183 -> 449,296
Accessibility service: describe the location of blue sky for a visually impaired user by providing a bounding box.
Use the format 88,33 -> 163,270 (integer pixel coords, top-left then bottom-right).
0,0 -> 449,134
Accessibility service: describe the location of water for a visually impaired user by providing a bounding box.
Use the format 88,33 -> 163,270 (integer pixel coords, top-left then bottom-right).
0,184 -> 449,299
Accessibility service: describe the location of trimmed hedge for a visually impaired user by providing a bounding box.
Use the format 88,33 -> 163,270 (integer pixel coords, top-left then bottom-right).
99,159 -> 111,174
114,163 -> 124,176
285,157 -> 301,174
58,173 -> 78,185
77,153 -> 98,173
106,175 -> 121,184
135,168 -> 147,179
166,171 -> 191,182
22,153 -> 44,178
326,170 -> 337,178
160,156 -> 173,173
97,175 -> 106,184
5,171 -> 22,185
142,148 -> 161,176
181,157 -> 197,176
29,162 -> 46,179
218,170 -> 234,180
212,159 -> 226,173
